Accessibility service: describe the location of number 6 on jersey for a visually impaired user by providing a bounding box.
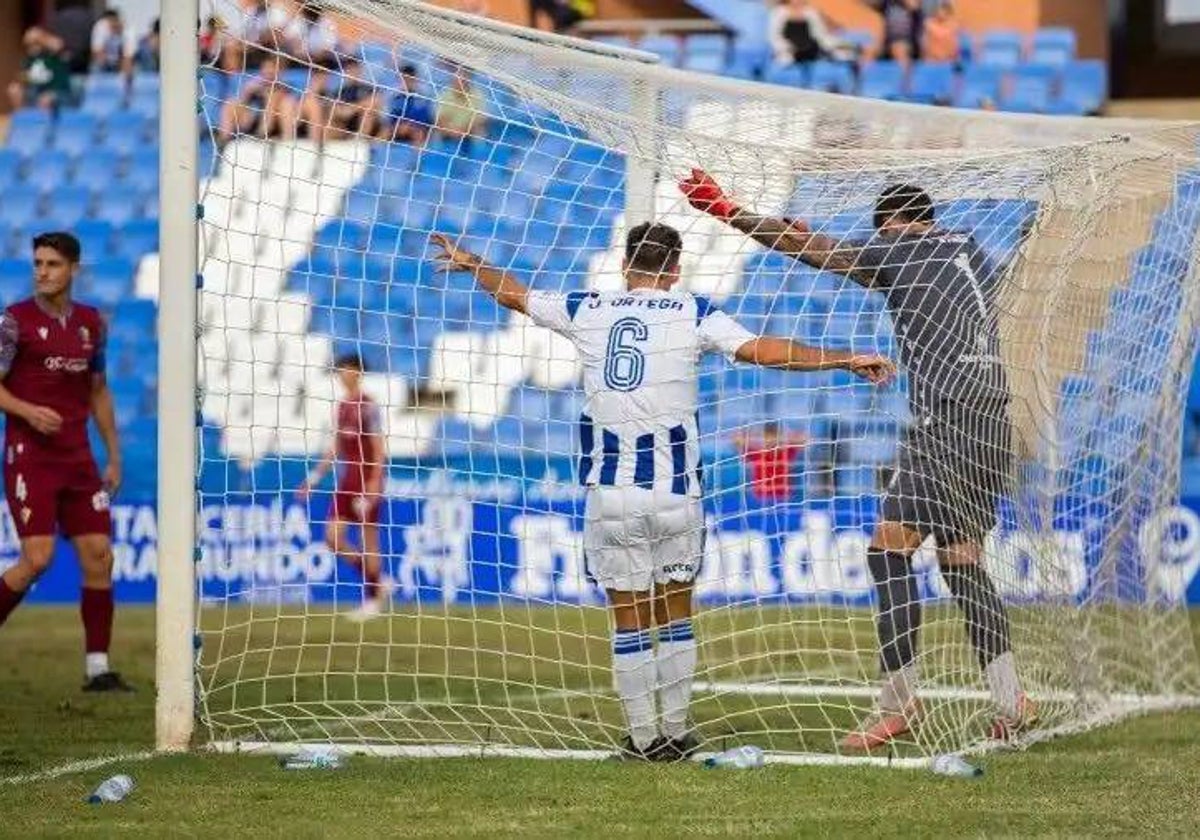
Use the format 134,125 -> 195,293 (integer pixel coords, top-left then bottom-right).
604,317 -> 648,391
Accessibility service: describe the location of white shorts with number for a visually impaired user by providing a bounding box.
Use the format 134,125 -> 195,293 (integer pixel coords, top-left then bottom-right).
583,486 -> 705,592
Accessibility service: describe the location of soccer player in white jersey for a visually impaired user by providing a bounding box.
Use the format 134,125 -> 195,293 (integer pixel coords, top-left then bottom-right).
431,225 -> 895,761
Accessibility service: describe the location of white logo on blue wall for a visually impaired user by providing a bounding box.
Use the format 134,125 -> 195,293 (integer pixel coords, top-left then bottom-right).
398,496 -> 472,603
1139,506 -> 1200,603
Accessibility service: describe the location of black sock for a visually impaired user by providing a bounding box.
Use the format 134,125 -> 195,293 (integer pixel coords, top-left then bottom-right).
942,564 -> 1011,669
867,548 -> 921,674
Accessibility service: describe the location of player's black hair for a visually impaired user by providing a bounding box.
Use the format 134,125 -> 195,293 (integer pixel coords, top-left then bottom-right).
334,353 -> 366,372
625,222 -> 682,275
874,184 -> 935,230
400,64 -> 418,77
32,231 -> 82,264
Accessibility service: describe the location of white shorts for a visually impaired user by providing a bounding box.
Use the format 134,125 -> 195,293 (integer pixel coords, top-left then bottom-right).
583,486 -> 705,593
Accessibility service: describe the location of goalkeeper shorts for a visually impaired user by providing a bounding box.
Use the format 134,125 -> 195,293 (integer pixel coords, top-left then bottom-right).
583,486 -> 704,593
881,400 -> 1013,546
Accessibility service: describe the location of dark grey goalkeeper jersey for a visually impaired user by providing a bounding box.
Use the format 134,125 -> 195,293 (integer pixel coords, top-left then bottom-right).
851,229 -> 1008,410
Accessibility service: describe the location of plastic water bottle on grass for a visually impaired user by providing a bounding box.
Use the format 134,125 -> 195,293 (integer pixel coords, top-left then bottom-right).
931,754 -> 982,778
703,745 -> 765,769
87,774 -> 135,803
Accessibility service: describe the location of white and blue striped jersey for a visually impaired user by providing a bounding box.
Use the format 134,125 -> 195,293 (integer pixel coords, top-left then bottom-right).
526,288 -> 755,498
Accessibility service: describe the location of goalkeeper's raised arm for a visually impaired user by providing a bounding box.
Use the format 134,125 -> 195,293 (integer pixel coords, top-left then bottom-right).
680,168 -> 881,287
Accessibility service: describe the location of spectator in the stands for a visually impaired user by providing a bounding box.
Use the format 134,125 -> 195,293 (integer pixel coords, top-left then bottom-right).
282,3 -> 341,68
529,0 -> 594,34
300,60 -> 382,145
735,421 -> 808,503
378,64 -> 433,144
216,54 -> 297,147
90,8 -> 134,75
868,0 -> 924,68
216,0 -> 272,70
921,2 -> 961,64
7,28 -> 72,112
49,1 -> 97,76
134,18 -> 162,73
768,0 -> 843,66
200,15 -> 225,67
435,63 -> 488,146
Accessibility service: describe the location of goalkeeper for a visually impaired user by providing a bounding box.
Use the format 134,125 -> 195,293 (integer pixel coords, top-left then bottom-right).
431,225 -> 893,761
681,169 -> 1036,750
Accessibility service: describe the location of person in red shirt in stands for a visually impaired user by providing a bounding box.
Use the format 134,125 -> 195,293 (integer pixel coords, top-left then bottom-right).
735,421 -> 807,504
296,354 -> 387,622
0,232 -> 130,691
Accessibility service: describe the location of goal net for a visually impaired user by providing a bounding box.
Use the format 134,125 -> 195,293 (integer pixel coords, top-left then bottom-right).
183,0 -> 1200,764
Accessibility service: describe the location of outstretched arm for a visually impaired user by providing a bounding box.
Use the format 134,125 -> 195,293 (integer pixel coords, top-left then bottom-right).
680,168 -> 879,287
430,233 -> 530,315
734,337 -> 895,385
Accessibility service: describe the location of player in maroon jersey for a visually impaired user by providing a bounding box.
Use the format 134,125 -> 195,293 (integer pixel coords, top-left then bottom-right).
0,232 -> 130,691
296,354 -> 388,621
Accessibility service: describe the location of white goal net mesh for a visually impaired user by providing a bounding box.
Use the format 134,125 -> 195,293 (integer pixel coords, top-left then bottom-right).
191,0 -> 1200,762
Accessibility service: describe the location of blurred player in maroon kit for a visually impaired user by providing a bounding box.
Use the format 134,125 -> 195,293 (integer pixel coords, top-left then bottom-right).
296,354 -> 388,622
0,232 -> 130,691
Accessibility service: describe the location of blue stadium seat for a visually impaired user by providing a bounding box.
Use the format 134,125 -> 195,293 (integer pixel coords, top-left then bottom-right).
0,149 -> 21,188
592,35 -> 633,51
109,379 -> 146,427
726,40 -> 770,79
82,258 -> 135,308
639,35 -> 682,66
1030,27 -> 1076,66
114,219 -> 158,261
84,73 -> 127,101
52,111 -> 100,158
978,30 -> 1024,68
840,29 -> 876,55
810,60 -> 855,93
954,64 -> 1003,108
94,187 -> 145,226
24,149 -> 73,196
858,61 -> 904,100
127,91 -> 159,120
682,34 -> 728,74
129,74 -> 159,98
81,92 -> 125,119
101,118 -> 151,156
110,299 -> 156,339
0,259 -> 31,290
907,61 -> 956,104
124,150 -> 159,192
764,63 -> 810,89
73,149 -> 122,193
74,220 -> 114,262
1002,65 -> 1056,113
5,110 -> 52,158
1052,60 -> 1107,115
44,186 -> 92,228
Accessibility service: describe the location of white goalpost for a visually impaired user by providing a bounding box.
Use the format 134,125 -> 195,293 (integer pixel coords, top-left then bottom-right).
156,0 -> 1200,766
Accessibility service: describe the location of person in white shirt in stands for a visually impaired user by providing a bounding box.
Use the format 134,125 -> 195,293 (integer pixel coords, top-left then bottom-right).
430,224 -> 895,761
768,0 -> 845,66
90,8 -> 134,75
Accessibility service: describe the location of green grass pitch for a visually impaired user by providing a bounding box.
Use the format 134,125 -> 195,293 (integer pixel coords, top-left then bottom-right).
1,605 -> 1199,838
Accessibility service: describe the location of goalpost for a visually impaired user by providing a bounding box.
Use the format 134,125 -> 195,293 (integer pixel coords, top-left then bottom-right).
157,0 -> 1200,765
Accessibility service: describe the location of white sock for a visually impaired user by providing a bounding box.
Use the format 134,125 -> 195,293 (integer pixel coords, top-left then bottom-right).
879,662 -> 919,713
85,652 -> 110,679
985,651 -> 1021,718
655,619 -> 697,740
612,629 -> 657,749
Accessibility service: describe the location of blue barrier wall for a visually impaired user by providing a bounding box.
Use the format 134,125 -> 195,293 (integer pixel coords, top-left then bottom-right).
4,458 -> 1200,606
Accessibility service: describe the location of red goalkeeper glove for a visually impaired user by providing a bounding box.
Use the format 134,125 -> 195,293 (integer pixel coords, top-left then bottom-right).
679,167 -> 740,220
